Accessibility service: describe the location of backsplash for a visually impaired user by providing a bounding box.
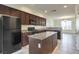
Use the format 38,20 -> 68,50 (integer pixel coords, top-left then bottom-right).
21,25 -> 46,31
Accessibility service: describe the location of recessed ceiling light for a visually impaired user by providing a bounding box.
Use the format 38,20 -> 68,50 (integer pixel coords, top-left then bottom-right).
44,10 -> 47,13
64,5 -> 68,8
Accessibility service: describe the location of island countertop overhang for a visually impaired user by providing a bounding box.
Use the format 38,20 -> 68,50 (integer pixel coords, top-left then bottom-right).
28,31 -> 57,40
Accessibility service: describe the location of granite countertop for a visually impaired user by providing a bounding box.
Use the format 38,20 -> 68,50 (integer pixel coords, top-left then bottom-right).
21,30 -> 33,33
28,31 -> 57,40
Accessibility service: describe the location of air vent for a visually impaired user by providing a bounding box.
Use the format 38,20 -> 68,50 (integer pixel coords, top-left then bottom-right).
51,10 -> 56,13
78,12 -> 79,15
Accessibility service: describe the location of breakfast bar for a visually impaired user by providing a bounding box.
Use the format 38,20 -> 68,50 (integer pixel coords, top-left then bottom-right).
28,31 -> 57,54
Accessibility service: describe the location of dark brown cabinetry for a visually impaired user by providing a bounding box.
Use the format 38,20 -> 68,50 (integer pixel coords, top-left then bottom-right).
29,15 -> 46,26
42,18 -> 46,26
9,8 -> 20,17
29,32 -> 57,54
0,4 -> 46,26
21,33 -> 29,46
35,16 -> 39,25
20,12 -> 29,25
36,17 -> 42,25
25,13 -> 30,25
36,17 -> 46,26
0,4 -> 46,47
29,14 -> 36,25
0,4 -> 10,15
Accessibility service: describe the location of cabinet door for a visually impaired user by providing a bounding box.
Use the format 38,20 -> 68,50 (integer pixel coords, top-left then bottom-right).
21,33 -> 29,46
20,12 -> 29,25
25,13 -> 29,25
0,4 -> 4,14
9,8 -> 20,17
20,12 -> 26,25
36,17 -> 41,26
0,4 -> 10,15
42,18 -> 46,26
29,14 -> 36,25
44,18 -> 46,26
29,38 -> 41,54
39,17 -> 43,26
52,33 -> 57,50
35,16 -> 39,25
40,18 -> 43,26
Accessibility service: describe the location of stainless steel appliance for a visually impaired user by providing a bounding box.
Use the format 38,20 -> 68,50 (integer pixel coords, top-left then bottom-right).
0,15 -> 21,54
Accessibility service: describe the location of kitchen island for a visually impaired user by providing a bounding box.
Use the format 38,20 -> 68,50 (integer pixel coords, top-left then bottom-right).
28,31 -> 57,54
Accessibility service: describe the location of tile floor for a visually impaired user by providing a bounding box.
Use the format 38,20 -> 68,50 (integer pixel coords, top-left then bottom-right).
13,45 -> 29,54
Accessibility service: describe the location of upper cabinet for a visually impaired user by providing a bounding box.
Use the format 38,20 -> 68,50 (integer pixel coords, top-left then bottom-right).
0,4 -> 10,15
35,16 -> 39,25
29,14 -> 36,25
9,8 -> 20,17
25,13 -> 30,25
0,4 -> 46,26
29,14 -> 46,26
35,16 -> 46,26
20,12 -> 29,25
41,18 -> 46,26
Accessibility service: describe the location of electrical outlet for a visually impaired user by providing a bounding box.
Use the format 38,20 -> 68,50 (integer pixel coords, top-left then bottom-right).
38,43 -> 41,48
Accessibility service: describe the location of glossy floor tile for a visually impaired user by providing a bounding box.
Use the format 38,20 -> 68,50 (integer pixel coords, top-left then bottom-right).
13,45 -> 29,54
53,33 -> 79,54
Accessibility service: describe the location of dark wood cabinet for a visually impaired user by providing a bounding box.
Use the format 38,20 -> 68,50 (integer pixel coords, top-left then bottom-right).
0,4 -> 46,25
20,12 -> 26,25
35,17 -> 42,26
25,13 -> 29,25
29,14 -> 36,25
29,32 -> 57,54
0,4 -> 10,15
20,12 -> 29,25
21,33 -> 29,46
42,18 -> 46,26
38,17 -> 42,25
36,16 -> 40,25
29,38 -> 41,54
33,16 -> 46,26
9,8 -> 20,17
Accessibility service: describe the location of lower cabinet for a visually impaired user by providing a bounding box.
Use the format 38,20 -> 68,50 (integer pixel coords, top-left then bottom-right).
29,33 -> 57,54
21,33 -> 29,46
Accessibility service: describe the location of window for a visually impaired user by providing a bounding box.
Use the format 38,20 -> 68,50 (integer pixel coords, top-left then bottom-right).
61,20 -> 72,30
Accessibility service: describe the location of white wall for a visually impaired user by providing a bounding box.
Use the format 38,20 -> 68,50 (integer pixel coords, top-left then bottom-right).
76,15 -> 79,32
46,16 -> 54,27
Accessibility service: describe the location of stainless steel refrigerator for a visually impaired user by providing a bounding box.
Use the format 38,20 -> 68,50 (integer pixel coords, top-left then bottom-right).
0,15 -> 21,54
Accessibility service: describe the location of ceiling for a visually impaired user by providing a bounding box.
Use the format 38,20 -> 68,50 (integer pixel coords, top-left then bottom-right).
24,4 -> 76,19
5,4 -> 76,19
